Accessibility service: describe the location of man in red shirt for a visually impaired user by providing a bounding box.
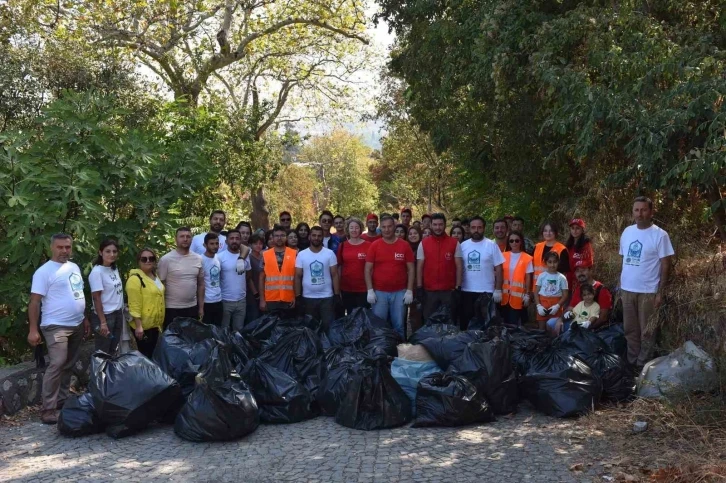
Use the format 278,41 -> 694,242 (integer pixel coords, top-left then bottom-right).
361,213 -> 381,242
563,260 -> 613,330
416,213 -> 463,318
365,215 -> 415,338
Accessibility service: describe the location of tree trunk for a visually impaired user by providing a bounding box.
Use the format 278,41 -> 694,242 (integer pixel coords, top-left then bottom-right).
250,187 -> 270,230
706,182 -> 726,243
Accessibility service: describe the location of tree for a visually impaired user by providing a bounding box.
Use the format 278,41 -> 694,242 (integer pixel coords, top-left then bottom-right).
299,130 -> 379,217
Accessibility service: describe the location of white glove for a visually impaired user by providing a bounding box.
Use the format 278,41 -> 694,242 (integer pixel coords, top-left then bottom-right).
564,310 -> 573,320
492,290 -> 502,303
550,304 -> 560,314
367,289 -> 377,305
522,294 -> 530,307
580,321 -> 591,329
403,290 -> 414,305
536,304 -> 546,316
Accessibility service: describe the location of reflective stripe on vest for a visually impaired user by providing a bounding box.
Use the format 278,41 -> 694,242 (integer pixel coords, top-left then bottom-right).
263,248 -> 296,302
533,242 -> 566,279
501,251 -> 533,310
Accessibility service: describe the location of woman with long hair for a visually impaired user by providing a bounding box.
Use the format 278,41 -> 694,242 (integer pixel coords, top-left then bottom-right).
336,218 -> 371,314
286,230 -> 299,251
450,225 -> 465,244
125,248 -> 165,358
565,218 -> 593,289
295,222 -> 311,250
500,231 -> 534,326
394,224 -> 408,241
89,239 -> 124,353
532,221 -> 570,280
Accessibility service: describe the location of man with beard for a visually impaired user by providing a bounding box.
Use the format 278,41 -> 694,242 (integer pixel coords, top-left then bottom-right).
279,211 -> 293,231
416,213 -> 464,319
365,215 -> 415,338
511,216 -> 535,255
191,210 -> 227,255
492,217 -> 509,252
159,227 -> 205,329
361,213 -> 381,242
259,225 -> 298,313
457,217 -> 505,329
561,260 -> 613,330
294,226 -> 341,331
217,230 -> 252,331
201,233 -> 223,326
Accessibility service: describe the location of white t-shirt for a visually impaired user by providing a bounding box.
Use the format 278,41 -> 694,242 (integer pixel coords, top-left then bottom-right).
295,247 -> 337,299
619,224 -> 675,293
218,250 -> 251,302
202,254 -> 222,303
190,232 -> 227,256
88,265 -> 124,313
507,252 -> 534,285
536,271 -> 568,297
31,261 -> 86,327
459,238 -> 504,293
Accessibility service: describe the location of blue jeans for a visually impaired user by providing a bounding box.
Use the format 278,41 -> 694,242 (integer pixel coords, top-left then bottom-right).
546,317 -> 570,334
372,289 -> 406,338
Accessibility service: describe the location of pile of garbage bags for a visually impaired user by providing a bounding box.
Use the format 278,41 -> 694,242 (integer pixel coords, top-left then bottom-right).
58,305 -> 649,439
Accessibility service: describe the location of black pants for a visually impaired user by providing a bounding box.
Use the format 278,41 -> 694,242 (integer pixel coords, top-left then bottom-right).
203,302 -> 224,326
136,327 -> 160,359
342,291 -> 368,315
458,291 -> 482,330
302,296 -> 336,332
163,306 -> 198,330
501,304 -> 528,326
422,290 -> 453,319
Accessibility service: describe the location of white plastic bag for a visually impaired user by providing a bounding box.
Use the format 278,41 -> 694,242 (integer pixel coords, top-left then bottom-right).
637,341 -> 715,398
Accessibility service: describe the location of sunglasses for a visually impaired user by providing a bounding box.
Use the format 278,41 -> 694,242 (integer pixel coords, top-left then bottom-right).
280,218 -> 291,222
140,256 -> 156,263
508,239 -> 521,244
320,219 -> 332,223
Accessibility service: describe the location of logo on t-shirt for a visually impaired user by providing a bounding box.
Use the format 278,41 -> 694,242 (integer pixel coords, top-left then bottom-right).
543,278 -> 559,296
357,252 -> 367,260
310,260 -> 324,285
210,266 -> 220,287
445,252 -> 452,261
625,240 -> 643,266
394,253 -> 404,260
467,251 -> 481,271
69,273 -> 84,300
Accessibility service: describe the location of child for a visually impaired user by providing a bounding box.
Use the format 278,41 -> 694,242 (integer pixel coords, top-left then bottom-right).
534,251 -> 569,332
549,283 -> 600,335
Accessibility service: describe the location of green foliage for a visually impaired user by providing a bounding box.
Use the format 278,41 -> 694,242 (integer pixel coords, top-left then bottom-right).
0,91 -> 218,362
377,0 -> 726,234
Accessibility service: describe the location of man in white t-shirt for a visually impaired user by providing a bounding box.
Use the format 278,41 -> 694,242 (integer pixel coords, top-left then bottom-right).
294,226 -> 340,331
619,196 -> 674,368
190,210 -> 227,255
158,227 -> 205,329
27,234 -> 90,424
459,216 -> 505,329
218,229 -> 252,332
201,233 -> 223,326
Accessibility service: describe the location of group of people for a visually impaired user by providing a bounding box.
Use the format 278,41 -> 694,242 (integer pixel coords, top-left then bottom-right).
26,197 -> 673,424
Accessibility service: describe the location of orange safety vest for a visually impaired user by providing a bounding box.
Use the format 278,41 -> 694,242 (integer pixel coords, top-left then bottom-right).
533,241 -> 566,279
501,251 -> 533,309
262,247 -> 296,302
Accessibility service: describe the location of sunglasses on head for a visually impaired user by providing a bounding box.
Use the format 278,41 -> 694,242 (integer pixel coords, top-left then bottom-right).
508,239 -> 521,244
140,256 -> 156,263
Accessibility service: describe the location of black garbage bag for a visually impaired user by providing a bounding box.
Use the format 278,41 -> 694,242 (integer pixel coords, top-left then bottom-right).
240,313 -> 282,341
153,318 -> 222,397
449,336 -> 519,415
319,359 -> 360,416
595,324 -> 628,359
90,351 -> 181,438
419,330 -> 487,370
555,322 -> 611,360
259,327 -> 323,399
335,355 -> 412,430
229,331 -> 259,372
242,359 -> 315,424
412,373 -> 495,427
583,350 -> 635,403
174,345 -> 259,442
325,308 -> 390,348
466,293 -> 501,331
508,327 -> 551,375
409,324 -> 461,345
363,327 -> 402,358
323,345 -> 360,369
425,305 -> 455,325
58,393 -> 104,437
519,346 -> 601,418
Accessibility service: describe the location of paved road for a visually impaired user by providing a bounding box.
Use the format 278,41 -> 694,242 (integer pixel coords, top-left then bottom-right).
0,406 -> 609,482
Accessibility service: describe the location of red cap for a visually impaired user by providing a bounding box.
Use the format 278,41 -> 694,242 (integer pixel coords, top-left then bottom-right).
569,218 -> 586,229
575,259 -> 593,269
401,207 -> 412,215
503,214 -> 514,220
366,213 -> 378,222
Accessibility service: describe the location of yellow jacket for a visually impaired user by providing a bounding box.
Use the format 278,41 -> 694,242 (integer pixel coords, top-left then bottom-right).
125,269 -> 165,330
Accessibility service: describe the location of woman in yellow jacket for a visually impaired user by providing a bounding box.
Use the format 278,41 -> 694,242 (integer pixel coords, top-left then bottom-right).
125,248 -> 165,358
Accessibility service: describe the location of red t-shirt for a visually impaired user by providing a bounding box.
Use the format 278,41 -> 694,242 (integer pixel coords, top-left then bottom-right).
337,240 -> 371,293
361,233 -> 382,243
569,280 -> 612,311
367,238 -> 414,292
